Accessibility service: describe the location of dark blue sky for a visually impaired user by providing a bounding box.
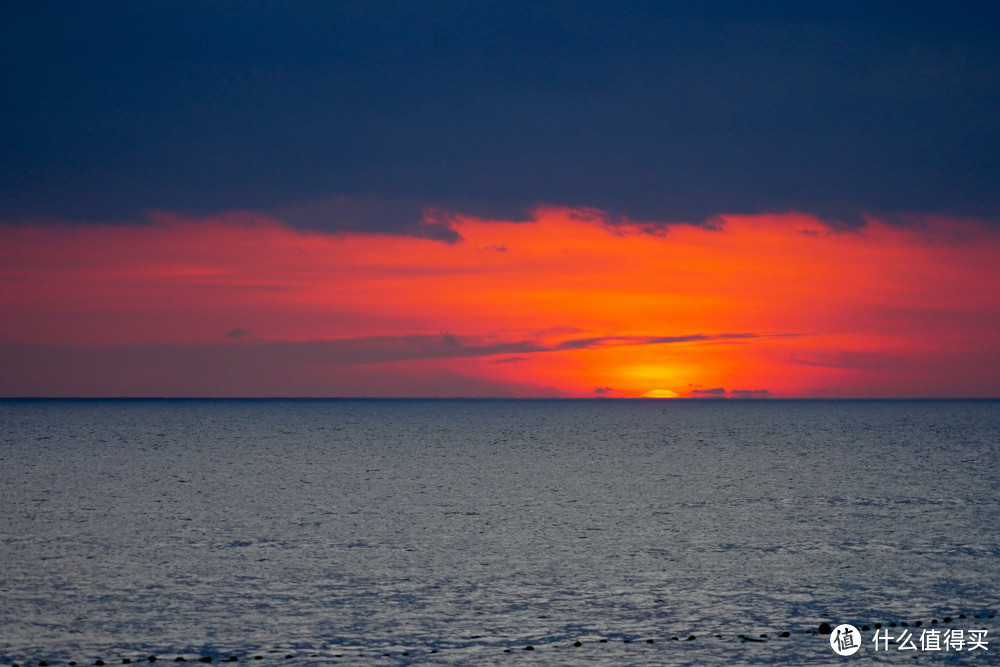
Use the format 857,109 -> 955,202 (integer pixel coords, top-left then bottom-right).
3,1 -> 999,233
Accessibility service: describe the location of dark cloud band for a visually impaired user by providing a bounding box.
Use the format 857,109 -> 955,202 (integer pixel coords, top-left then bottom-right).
2,2 -> 998,229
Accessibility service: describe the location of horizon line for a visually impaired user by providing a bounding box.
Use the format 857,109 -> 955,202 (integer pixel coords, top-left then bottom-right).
2,396 -> 998,402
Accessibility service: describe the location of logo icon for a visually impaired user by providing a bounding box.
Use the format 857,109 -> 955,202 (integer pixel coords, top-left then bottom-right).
831,624 -> 861,656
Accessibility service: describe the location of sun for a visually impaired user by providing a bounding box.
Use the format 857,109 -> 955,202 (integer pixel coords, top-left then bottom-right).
642,389 -> 680,399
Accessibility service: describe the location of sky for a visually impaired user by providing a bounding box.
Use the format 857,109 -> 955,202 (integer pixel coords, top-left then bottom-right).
2,1 -> 999,398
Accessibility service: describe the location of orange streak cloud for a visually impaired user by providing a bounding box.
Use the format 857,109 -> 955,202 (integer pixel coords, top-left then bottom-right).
1,208 -> 998,397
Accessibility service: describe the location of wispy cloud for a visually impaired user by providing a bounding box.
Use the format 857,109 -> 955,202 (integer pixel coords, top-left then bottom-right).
280,331 -> 800,366
789,350 -> 899,370
553,332 -> 798,351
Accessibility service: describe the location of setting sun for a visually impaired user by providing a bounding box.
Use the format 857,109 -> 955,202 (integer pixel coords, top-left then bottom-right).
641,389 -> 681,399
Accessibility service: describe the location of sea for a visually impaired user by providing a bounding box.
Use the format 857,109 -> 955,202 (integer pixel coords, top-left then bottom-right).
1,399 -> 997,666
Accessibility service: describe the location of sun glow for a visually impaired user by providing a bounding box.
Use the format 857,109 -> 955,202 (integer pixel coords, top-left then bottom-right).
1,208 -> 999,397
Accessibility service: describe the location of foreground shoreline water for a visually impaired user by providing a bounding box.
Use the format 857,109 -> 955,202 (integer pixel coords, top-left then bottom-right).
7,610 -> 999,666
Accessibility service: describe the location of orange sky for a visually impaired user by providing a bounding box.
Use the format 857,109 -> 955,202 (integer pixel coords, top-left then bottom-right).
1,208 -> 998,397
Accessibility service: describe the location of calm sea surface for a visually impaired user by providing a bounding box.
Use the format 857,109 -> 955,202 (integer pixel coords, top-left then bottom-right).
1,399 -> 998,665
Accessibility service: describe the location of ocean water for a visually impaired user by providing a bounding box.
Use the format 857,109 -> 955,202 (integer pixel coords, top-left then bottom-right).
1,399 -> 997,666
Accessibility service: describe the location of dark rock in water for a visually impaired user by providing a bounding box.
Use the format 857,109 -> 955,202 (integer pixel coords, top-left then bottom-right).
874,623 -> 882,629
96,661 -> 106,666
200,658 -> 212,664
670,636 -> 679,641
959,614 -> 966,619
861,626 -> 870,632
780,631 -> 790,637
738,634 -> 764,642
39,662 -> 48,666
915,621 -> 922,627
944,616 -> 952,623
175,658 -> 186,663
523,646 -> 534,651
646,639 -> 654,644
149,658 -> 158,663
818,623 -> 832,635
124,660 -> 133,665
686,635 -> 696,641
573,641 -> 582,647
226,658 -> 238,663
